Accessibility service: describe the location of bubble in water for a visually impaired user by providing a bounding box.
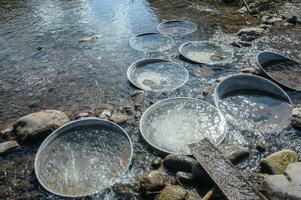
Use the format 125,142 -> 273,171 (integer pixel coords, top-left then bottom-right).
219,89 -> 292,134
140,98 -> 227,154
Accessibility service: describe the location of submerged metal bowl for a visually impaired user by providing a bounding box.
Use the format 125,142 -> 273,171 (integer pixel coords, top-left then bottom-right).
127,58 -> 189,92
179,41 -> 234,65
129,32 -> 174,52
157,20 -> 197,36
34,118 -> 133,198
214,74 -> 292,133
256,51 -> 301,91
140,97 -> 227,155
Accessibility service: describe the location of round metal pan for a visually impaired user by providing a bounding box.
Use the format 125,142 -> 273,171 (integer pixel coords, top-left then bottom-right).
214,74 -> 292,133
129,32 -> 174,52
127,58 -> 189,92
179,41 -> 234,65
34,118 -> 133,198
157,20 -> 197,37
256,51 -> 301,91
140,97 -> 227,155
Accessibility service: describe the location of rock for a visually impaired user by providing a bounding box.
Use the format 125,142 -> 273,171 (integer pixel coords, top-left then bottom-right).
218,144 -> 249,163
240,67 -> 260,74
131,90 -> 145,105
262,16 -> 282,24
75,112 -> 90,119
287,15 -> 300,25
255,139 -> 268,152
163,154 -> 197,173
292,107 -> 301,130
110,112 -> 128,124
260,150 -> 299,174
151,157 -> 163,169
185,189 -> 202,200
259,23 -> 272,30
284,162 -> 301,183
191,163 -> 206,180
238,6 -> 248,14
155,185 -> 187,200
140,170 -> 169,192
37,45 -> 44,50
262,162 -> 301,200
0,141 -> 19,154
176,171 -> 194,185
237,27 -> 265,37
240,33 -> 257,42
98,109 -> 111,120
13,110 -> 69,143
79,34 -> 101,43
238,41 -> 252,47
0,124 -> 13,139
262,174 -> 290,199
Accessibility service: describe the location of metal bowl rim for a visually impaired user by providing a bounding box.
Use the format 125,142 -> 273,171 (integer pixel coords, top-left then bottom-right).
157,20 -> 197,36
139,97 -> 228,155
34,117 -> 133,198
178,40 -> 234,65
127,58 -> 189,92
129,32 -> 174,52
256,50 -> 301,92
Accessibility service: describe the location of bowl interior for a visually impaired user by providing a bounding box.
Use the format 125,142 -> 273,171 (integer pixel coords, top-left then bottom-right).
35,119 -> 132,197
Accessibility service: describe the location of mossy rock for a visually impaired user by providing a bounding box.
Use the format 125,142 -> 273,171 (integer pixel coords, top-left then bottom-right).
260,150 -> 299,174
155,185 -> 187,200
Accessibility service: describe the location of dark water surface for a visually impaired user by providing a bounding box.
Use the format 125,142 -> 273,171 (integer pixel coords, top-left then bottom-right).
0,0 -> 301,199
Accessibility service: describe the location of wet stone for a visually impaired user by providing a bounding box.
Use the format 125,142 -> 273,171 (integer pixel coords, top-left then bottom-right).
262,162 -> 301,200
260,150 -> 299,174
185,189 -> 202,200
0,140 -> 19,154
191,163 -> 206,180
110,112 -> 128,124
13,110 -> 69,143
151,157 -> 163,169
155,185 -> 187,200
240,67 -> 260,74
140,170 -> 169,193
237,27 -> 265,37
292,107 -> 301,130
218,144 -> 250,163
98,109 -> 111,120
163,154 -> 197,173
75,112 -> 90,119
176,171 -> 194,185
255,139 -> 268,152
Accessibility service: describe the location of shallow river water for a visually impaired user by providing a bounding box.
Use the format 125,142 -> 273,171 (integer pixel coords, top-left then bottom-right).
0,0 -> 301,199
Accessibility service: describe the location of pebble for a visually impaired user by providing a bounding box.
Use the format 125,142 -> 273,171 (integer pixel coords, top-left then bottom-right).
98,109 -> 111,120
151,157 -> 163,169
291,107 -> 301,130
240,67 -> 260,74
155,185 -> 187,200
260,149 -> 299,174
0,141 -> 19,154
163,154 -> 197,173
255,139 -> 268,152
237,27 -> 265,37
79,35 -> 102,43
140,170 -> 169,192
110,112 -> 128,124
218,144 -> 250,163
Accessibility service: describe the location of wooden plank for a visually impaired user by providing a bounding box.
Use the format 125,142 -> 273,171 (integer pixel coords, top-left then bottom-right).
189,139 -> 267,200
